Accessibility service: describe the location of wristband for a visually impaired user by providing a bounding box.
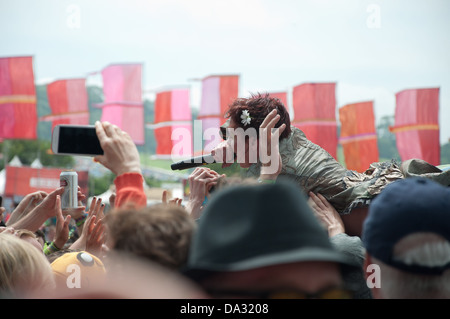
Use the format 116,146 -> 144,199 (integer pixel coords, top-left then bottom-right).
43,241 -> 61,255
75,213 -> 88,227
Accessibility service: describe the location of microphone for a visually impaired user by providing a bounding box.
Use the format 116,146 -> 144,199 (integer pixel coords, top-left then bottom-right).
171,154 -> 216,170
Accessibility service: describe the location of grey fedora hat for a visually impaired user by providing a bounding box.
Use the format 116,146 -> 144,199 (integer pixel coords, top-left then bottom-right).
183,179 -> 358,281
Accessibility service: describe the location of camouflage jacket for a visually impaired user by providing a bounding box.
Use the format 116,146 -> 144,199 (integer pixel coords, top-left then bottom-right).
245,127 -> 450,215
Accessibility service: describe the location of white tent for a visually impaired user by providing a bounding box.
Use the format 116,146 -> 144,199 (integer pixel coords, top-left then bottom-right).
0,155 -> 23,195
88,184 -> 115,206
9,155 -> 22,167
30,158 -> 43,168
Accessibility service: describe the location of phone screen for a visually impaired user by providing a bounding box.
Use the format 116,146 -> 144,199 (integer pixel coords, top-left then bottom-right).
55,125 -> 104,156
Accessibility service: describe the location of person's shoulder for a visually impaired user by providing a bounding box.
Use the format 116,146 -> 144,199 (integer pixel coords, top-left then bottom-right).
330,233 -> 365,262
280,126 -> 305,149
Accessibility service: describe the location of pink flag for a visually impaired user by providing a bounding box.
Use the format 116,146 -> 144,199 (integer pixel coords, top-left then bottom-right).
0,56 -> 37,139
41,78 -> 89,129
292,82 -> 337,159
97,64 -> 144,144
149,88 -> 192,159
197,74 -> 239,154
390,88 -> 440,165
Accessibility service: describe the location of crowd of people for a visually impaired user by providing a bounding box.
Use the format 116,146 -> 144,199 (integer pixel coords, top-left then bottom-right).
1,93 -> 449,300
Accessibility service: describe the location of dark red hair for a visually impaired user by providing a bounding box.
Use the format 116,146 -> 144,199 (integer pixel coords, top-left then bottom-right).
224,92 -> 291,140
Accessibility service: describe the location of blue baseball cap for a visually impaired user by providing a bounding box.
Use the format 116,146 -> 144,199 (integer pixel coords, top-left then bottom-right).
362,177 -> 450,275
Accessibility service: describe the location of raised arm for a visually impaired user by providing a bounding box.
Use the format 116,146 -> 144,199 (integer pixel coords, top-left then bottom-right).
258,109 -> 286,182
6,191 -> 48,226
308,192 -> 345,237
94,121 -> 146,208
8,187 -> 66,232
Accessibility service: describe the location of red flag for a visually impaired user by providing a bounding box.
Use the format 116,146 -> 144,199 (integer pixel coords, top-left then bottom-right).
149,88 -> 192,158
390,88 -> 440,165
41,78 -> 89,129
339,101 -> 379,172
292,83 -> 337,159
0,56 -> 37,139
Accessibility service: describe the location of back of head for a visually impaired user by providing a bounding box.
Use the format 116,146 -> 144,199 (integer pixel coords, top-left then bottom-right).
0,233 -> 55,298
372,233 -> 450,299
222,92 -> 291,140
105,204 -> 196,270
362,177 -> 450,298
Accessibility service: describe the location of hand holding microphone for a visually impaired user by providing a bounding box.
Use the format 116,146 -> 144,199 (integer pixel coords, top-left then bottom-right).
170,154 -> 216,170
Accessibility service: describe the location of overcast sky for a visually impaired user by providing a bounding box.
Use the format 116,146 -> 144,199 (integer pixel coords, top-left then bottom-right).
1,0 -> 449,143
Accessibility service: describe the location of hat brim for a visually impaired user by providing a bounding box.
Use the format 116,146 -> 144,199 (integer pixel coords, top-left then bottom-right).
183,246 -> 359,282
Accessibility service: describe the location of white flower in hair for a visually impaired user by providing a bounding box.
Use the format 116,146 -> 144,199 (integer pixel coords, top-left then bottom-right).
240,110 -> 251,126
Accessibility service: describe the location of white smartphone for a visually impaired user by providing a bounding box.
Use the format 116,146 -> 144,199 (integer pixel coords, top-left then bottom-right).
51,124 -> 104,156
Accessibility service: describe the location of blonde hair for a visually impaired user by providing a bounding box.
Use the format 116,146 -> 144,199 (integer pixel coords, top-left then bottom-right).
0,233 -> 55,298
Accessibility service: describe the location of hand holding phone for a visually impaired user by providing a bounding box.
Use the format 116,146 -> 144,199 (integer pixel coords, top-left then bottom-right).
51,124 -> 104,156
93,121 -> 141,176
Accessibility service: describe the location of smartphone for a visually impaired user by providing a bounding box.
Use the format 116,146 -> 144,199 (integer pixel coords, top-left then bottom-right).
51,124 -> 104,156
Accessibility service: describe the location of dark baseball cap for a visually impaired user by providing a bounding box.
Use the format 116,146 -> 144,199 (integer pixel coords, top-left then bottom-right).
362,177 -> 450,275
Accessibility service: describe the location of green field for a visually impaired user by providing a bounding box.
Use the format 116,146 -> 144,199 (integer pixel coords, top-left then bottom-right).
140,155 -> 175,171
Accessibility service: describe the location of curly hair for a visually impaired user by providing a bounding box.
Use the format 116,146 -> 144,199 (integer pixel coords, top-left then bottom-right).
223,92 -> 291,140
105,204 -> 197,270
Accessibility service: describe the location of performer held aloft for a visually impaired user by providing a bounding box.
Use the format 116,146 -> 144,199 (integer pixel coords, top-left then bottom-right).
212,93 -> 450,220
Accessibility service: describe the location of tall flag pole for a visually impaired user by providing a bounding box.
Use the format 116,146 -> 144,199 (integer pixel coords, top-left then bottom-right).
0,56 -> 37,140
339,101 -> 379,172
389,87 -> 440,165
292,82 -> 338,159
